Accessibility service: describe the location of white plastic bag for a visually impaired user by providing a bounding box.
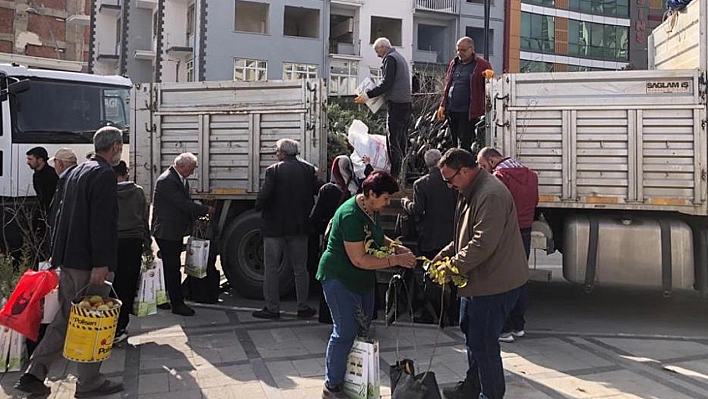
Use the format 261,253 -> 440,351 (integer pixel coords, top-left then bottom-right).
343,339 -> 380,399
185,238 -> 209,279
41,288 -> 60,324
134,268 -> 157,317
355,77 -> 385,114
0,327 -> 10,372
7,328 -> 26,372
348,120 -> 390,176
154,260 -> 168,305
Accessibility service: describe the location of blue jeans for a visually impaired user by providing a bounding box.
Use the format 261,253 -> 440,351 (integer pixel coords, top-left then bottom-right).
460,286 -> 522,399
322,279 -> 375,388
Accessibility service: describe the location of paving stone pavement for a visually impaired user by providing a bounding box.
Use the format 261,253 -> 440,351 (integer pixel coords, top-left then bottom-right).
2,302 -> 708,399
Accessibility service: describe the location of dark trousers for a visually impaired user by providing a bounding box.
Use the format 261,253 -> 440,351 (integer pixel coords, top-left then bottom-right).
386,101 -> 412,178
156,238 -> 185,307
448,112 -> 478,152
460,286 -> 522,399
113,238 -> 143,332
502,227 -> 532,333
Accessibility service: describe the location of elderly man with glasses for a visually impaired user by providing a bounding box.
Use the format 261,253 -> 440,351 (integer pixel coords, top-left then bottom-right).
434,148 -> 529,399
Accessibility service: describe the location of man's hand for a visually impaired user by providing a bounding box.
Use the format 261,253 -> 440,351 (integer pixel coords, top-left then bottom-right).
91,266 -> 109,285
315,168 -> 324,181
436,106 -> 446,121
401,197 -> 410,208
355,93 -> 369,104
362,155 -> 371,165
391,252 -> 416,269
436,264 -> 452,283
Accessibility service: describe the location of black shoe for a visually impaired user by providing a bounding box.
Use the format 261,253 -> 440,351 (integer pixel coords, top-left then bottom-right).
74,380 -> 124,398
322,383 -> 347,399
252,307 -> 280,319
442,379 -> 481,399
15,373 -> 50,396
297,306 -> 317,318
157,303 -> 171,310
172,304 -> 195,316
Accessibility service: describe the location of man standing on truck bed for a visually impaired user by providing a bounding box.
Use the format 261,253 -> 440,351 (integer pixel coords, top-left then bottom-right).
253,138 -> 319,320
151,153 -> 214,317
355,37 -> 412,179
16,127 -> 125,398
437,37 -> 492,152
478,147 -> 539,343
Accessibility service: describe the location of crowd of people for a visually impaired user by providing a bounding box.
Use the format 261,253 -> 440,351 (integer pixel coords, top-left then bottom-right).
11,33 -> 541,399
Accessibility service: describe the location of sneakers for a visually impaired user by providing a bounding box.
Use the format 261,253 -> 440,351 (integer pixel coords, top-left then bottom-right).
499,332 -> 515,343
15,373 -> 50,396
322,384 -> 347,399
297,306 -> 317,318
113,329 -> 128,345
499,330 -> 525,343
74,379 -> 124,398
252,307 -> 280,319
442,379 -> 481,399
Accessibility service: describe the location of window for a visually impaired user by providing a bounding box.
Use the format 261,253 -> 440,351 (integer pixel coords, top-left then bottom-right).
283,6 -> 319,38
370,16 -> 402,46
568,0 -> 629,18
233,58 -> 267,81
524,0 -> 554,6
465,27 -> 494,56
152,12 -> 158,38
520,12 -> 555,53
234,1 -> 269,34
568,20 -> 628,61
520,60 -> 554,73
369,67 -> 382,84
329,60 -> 358,95
567,64 -> 608,72
283,63 -> 318,80
187,3 -> 195,37
187,59 -> 194,82
115,17 -> 121,55
329,13 -> 355,54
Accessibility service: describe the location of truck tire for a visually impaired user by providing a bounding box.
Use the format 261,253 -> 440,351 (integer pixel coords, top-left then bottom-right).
220,210 -> 295,299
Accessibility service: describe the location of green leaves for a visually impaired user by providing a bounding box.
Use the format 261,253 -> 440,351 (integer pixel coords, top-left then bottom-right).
417,256 -> 468,288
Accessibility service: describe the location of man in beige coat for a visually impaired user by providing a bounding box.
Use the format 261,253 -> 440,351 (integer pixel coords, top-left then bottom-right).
435,148 -> 529,399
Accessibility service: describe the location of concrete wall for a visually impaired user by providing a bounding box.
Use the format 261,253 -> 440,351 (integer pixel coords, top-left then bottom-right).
203,0 -> 327,81
162,0 -> 190,83
124,2 -> 154,83
460,0 -> 504,71
359,0 -> 414,79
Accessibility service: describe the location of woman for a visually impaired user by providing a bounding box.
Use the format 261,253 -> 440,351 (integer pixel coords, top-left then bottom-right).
317,171 -> 417,398
112,161 -> 151,343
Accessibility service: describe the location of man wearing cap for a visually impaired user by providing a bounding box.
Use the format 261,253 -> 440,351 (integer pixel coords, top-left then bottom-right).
48,148 -> 78,243
26,147 -> 58,215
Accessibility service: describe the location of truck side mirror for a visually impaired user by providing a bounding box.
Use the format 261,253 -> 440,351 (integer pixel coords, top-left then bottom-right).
0,79 -> 30,101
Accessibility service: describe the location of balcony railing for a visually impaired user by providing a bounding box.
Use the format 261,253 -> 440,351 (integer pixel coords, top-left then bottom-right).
414,0 -> 460,14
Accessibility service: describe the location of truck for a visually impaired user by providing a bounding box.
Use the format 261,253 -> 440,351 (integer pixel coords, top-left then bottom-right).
0,64 -> 132,256
487,0 -> 708,296
130,80 -> 327,298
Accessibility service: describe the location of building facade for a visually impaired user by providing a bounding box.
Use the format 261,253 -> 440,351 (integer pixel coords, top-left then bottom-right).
505,0 -> 663,73
0,0 -> 90,72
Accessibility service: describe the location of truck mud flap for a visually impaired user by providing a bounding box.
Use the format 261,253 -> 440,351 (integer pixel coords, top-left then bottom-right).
584,217 -> 599,293
659,219 -> 672,297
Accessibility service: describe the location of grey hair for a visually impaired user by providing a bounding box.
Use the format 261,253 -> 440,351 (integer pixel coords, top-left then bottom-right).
424,149 -> 442,168
373,37 -> 392,49
174,152 -> 198,167
93,126 -> 123,152
276,139 -> 299,156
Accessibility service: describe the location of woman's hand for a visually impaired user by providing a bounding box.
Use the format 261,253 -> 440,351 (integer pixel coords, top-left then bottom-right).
394,244 -> 413,255
390,252 -> 416,269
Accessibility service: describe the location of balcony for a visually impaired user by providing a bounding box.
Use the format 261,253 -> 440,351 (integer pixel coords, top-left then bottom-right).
133,49 -> 156,60
99,2 -> 121,16
331,0 -> 364,5
414,49 -> 441,63
414,0 -> 460,14
137,0 -> 157,10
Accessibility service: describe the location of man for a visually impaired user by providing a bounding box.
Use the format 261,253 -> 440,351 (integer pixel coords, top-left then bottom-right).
16,127 -> 125,398
47,148 -> 78,243
355,37 -> 412,179
26,146 -> 58,214
437,37 -> 493,152
151,153 -> 214,317
252,138 -> 319,319
436,148 -> 529,399
478,147 -> 539,343
401,149 -> 457,259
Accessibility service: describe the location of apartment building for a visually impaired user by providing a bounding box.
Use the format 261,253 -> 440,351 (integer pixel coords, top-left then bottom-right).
0,0 -> 90,72
506,0 -> 663,73
460,0 -> 504,73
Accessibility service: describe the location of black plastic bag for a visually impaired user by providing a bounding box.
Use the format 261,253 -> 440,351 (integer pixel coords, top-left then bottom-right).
390,359 -> 442,399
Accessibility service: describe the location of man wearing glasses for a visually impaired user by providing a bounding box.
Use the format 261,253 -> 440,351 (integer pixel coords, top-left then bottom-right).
434,148 -> 528,399
437,37 -> 492,151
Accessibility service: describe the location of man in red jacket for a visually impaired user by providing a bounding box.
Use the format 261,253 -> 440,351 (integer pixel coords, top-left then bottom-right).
437,36 -> 492,152
478,147 -> 538,343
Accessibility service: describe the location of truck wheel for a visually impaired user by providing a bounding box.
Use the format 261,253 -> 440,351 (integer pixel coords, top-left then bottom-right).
221,210 -> 295,299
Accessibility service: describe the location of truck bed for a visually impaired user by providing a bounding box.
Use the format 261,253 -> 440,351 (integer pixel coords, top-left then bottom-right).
488,69 -> 707,216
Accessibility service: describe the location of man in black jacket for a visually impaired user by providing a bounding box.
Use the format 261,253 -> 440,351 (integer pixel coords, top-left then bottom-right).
26,146 -> 58,214
355,37 -> 412,179
151,153 -> 214,316
16,127 -> 125,398
252,139 -> 319,319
